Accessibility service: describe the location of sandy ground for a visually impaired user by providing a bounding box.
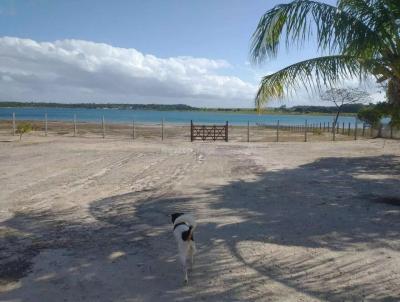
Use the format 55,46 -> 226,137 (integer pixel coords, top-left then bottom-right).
0,134 -> 399,301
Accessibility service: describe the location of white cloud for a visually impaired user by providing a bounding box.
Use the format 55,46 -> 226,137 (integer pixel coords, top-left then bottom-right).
0,37 -> 257,107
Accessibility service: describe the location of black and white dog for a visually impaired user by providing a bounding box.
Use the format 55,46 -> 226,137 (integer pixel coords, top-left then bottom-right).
171,213 -> 197,283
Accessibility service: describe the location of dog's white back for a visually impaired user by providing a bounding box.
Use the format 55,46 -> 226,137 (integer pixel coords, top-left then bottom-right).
173,214 -> 197,230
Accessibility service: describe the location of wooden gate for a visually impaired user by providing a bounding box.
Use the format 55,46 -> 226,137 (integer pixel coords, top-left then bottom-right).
190,120 -> 228,142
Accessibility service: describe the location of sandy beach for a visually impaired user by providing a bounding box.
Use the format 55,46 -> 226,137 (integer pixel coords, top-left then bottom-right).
0,134 -> 399,301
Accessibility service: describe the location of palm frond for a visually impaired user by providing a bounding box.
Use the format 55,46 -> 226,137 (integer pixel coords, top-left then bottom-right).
338,0 -> 399,55
255,55 -> 365,109
250,0 -> 337,63
250,0 -> 390,64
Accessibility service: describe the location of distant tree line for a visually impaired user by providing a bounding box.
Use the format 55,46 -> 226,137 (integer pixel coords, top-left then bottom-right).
0,101 -> 369,114
270,103 -> 367,114
0,102 -> 197,111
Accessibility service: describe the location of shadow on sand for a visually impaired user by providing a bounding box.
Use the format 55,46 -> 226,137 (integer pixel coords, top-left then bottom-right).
1,155 -> 400,301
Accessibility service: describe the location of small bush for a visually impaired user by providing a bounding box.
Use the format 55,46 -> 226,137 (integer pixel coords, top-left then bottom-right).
357,107 -> 382,127
17,123 -> 33,141
313,129 -> 322,135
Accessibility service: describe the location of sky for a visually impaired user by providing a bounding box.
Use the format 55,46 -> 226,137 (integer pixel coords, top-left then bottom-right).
0,0 -> 384,107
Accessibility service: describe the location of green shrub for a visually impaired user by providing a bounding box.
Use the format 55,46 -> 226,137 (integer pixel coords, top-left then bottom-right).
313,128 -> 322,135
17,123 -> 33,141
357,107 -> 382,128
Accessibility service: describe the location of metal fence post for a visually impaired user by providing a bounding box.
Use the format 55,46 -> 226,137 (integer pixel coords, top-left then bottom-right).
247,121 -> 250,143
132,120 -> 135,140
225,121 -> 228,142
190,120 -> 193,142
73,114 -> 77,137
304,120 -> 308,142
213,125 -> 216,141
333,122 -> 336,141
45,113 -> 48,136
276,120 -> 280,142
354,118 -> 358,140
102,116 -> 105,138
12,112 -> 16,136
161,118 -> 164,141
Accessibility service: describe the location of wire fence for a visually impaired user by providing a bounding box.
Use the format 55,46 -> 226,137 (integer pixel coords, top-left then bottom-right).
1,112 -> 397,142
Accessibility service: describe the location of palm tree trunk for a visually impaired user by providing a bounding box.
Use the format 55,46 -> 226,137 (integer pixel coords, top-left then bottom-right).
388,77 -> 400,105
387,77 -> 400,127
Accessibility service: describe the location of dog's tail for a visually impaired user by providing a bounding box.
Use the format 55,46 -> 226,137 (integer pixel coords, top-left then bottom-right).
188,226 -> 194,241
182,225 -> 194,241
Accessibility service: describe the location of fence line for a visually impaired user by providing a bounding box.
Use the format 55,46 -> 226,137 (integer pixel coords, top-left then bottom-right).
4,113 -> 393,142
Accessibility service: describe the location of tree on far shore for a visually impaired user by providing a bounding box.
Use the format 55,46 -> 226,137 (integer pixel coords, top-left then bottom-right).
250,0 -> 400,126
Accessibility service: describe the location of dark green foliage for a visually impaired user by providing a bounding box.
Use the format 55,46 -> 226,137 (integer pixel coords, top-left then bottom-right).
358,102 -> 400,128
357,106 -> 383,127
1,101 -> 369,114
274,103 -> 366,114
250,0 -> 400,116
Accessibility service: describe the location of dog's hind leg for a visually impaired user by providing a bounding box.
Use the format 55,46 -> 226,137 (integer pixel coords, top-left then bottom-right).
184,266 -> 188,284
189,242 -> 196,269
179,253 -> 188,284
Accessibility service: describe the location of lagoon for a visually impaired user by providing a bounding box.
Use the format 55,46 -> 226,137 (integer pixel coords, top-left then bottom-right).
0,107 -> 360,127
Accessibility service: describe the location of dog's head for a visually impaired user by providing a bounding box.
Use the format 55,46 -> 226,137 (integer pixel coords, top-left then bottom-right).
171,212 -> 184,224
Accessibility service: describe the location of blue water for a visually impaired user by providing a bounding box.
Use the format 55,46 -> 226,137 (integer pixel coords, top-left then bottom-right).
0,107 -> 361,127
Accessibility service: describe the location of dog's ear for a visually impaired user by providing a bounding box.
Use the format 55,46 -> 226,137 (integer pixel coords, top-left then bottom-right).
171,212 -> 183,224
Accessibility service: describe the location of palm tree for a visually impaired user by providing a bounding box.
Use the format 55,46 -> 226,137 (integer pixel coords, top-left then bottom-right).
250,0 -> 400,124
